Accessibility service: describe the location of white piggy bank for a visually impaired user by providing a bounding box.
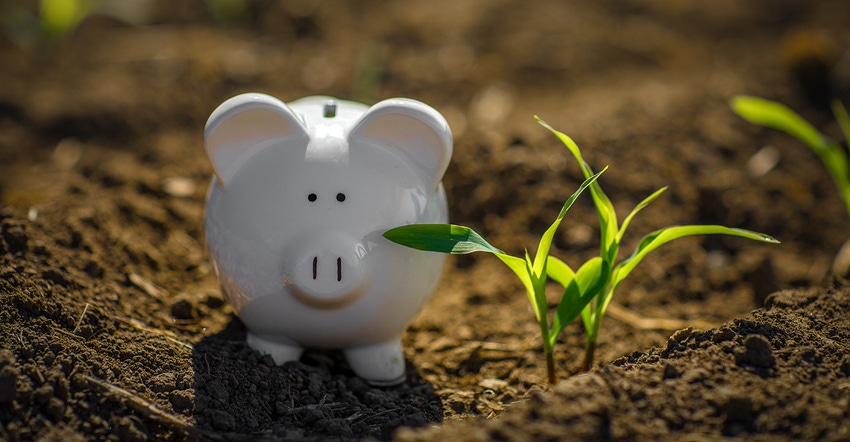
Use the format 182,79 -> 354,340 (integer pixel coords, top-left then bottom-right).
203,93 -> 451,385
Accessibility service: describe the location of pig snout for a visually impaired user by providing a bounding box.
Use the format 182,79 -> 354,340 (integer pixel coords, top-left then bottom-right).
284,233 -> 369,310
296,251 -> 359,290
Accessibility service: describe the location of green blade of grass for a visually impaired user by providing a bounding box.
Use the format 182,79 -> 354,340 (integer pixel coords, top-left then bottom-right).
733,96 -> 850,220
549,277 -> 581,347
608,225 -> 779,311
546,256 -> 575,288
731,96 -> 827,153
383,224 -> 543,314
383,224 -> 504,254
615,225 -> 779,281
524,248 -> 547,309
830,100 -> 850,219
532,168 -> 606,275
495,253 -> 537,313
536,117 -> 588,166
548,256 -> 607,347
536,117 -> 620,261
617,187 -> 667,243
820,146 -> 850,195
528,254 -> 549,326
832,100 -> 850,159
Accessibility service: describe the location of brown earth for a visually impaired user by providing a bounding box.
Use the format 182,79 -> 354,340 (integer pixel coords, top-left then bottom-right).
1,0 -> 850,440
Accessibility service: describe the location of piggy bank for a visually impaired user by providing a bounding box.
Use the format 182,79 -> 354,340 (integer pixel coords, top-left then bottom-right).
203,93 -> 451,385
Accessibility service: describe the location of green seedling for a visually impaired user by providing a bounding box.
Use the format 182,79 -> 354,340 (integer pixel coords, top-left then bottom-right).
385,119 -> 779,382
536,118 -> 778,372
731,96 -> 850,220
386,169 -> 604,384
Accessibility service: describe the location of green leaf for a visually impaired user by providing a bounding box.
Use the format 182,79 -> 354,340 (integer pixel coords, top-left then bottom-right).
832,100 -> 850,158
530,256 -> 549,326
829,101 -> 850,219
550,278 -> 581,347
609,225 -> 779,310
495,253 -> 537,311
731,96 -> 827,153
579,225 -> 778,340
535,117 -> 587,166
548,257 -> 607,347
546,256 -> 575,288
820,146 -> 850,193
536,117 -> 619,262
825,100 -> 850,186
532,168 -> 606,275
592,182 -> 619,264
519,250 -> 546,317
732,96 -> 850,194
575,257 -> 607,300
733,96 -> 850,220
384,224 -> 504,254
617,187 -> 667,243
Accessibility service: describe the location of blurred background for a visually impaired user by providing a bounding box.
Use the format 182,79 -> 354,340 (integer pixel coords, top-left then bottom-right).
3,2 -> 850,297
3,0 -> 850,265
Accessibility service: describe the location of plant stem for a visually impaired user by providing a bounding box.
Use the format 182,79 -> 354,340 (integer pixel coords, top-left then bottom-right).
546,350 -> 556,384
580,340 -> 596,372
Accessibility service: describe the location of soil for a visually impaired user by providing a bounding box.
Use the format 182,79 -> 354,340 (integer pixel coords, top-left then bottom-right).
1,0 -> 850,440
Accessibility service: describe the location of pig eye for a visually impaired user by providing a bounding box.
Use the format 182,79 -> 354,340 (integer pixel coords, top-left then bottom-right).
308,193 -> 317,202
336,193 -> 346,202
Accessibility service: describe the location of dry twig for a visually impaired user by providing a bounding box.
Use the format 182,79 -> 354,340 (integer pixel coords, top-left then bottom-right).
606,302 -> 719,331
79,374 -> 193,431
128,273 -> 165,300
72,303 -> 89,334
114,317 -> 194,350
53,326 -> 84,341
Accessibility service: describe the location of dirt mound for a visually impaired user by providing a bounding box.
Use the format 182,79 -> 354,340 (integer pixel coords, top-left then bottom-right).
398,286 -> 850,441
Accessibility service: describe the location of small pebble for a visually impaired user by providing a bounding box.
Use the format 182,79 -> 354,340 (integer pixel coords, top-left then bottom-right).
479,378 -> 508,391
662,363 -> 680,380
162,177 -> 195,198
747,146 -> 781,178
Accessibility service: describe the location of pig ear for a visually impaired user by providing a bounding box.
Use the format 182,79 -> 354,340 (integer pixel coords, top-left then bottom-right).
204,93 -> 308,188
348,98 -> 452,192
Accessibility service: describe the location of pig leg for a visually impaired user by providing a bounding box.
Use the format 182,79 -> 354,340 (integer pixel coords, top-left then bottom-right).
247,332 -> 304,365
344,340 -> 406,386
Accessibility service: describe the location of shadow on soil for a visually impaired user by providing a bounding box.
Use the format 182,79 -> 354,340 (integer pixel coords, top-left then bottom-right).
191,317 -> 443,441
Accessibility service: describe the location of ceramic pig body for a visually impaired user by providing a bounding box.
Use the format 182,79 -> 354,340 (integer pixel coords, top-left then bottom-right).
203,93 -> 451,385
